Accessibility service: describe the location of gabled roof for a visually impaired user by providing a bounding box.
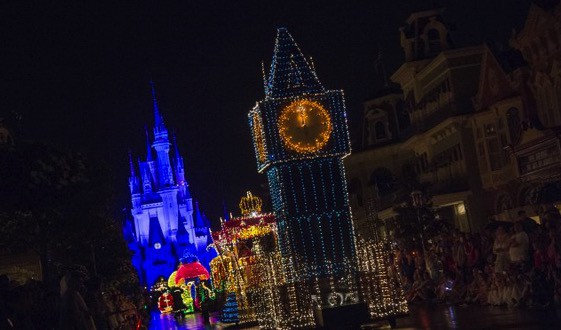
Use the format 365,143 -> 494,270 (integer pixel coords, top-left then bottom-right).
473,45 -> 519,111
514,3 -> 552,44
265,28 -> 324,99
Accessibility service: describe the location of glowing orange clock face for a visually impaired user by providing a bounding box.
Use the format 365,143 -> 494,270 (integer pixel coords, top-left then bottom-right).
278,99 -> 332,154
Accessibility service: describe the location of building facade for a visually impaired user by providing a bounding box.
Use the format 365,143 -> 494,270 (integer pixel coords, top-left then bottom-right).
346,8 -> 488,236
123,84 -> 215,286
472,0 -> 561,222
346,3 -> 561,237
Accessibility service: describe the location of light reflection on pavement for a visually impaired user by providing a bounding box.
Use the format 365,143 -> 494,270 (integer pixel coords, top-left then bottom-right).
148,304 -> 561,329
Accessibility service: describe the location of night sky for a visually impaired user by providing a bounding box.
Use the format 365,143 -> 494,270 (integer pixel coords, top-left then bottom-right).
2,1 -> 530,219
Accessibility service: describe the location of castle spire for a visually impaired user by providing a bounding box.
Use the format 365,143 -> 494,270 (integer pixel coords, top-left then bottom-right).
144,125 -> 153,161
142,164 -> 153,194
128,150 -> 136,176
128,150 -> 140,195
266,27 -> 324,98
172,132 -> 187,188
150,81 -> 166,135
172,133 -> 181,162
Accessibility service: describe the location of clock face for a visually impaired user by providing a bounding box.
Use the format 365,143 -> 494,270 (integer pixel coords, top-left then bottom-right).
278,99 -> 332,154
252,112 -> 267,162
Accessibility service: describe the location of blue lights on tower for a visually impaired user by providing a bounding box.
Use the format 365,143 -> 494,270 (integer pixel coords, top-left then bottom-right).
248,28 -> 357,282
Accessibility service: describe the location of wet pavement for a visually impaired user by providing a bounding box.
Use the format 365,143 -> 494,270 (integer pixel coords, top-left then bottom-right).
148,304 -> 561,329
394,303 -> 561,329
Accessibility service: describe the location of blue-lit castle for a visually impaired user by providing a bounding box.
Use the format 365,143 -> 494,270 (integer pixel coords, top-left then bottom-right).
124,83 -> 215,286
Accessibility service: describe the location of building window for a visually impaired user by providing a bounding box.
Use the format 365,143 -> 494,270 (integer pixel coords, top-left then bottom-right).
365,108 -> 391,146
427,29 -> 441,56
487,139 -> 503,171
484,123 -> 496,137
507,108 -> 521,144
483,121 -> 509,171
375,121 -> 386,140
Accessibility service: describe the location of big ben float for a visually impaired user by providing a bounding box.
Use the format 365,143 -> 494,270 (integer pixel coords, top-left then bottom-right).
247,28 -> 407,328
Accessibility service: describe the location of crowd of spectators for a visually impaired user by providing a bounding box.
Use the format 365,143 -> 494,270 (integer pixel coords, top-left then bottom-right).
0,271 -> 147,329
397,209 -> 561,309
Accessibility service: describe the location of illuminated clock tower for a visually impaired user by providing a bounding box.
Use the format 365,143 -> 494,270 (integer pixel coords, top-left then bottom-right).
249,28 -> 358,299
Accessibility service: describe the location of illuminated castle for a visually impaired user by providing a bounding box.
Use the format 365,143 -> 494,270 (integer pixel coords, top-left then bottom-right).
124,83 -> 215,286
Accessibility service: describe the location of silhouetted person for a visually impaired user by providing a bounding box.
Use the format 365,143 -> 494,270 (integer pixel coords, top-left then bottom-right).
58,273 -> 96,330
0,274 -> 14,328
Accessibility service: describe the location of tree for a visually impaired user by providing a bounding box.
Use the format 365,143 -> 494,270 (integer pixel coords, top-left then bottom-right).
0,141 -> 137,290
390,193 -> 452,252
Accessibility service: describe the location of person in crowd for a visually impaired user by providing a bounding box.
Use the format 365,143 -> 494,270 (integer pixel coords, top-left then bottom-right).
493,226 -> 511,273
479,229 -> 494,267
509,222 -> 530,269
465,236 -> 480,274
442,246 -> 456,275
517,210 -> 537,233
58,272 -> 96,330
464,269 -> 487,305
389,207 -> 561,310
104,291 -> 124,330
452,231 -> 467,281
425,247 -> 440,281
85,277 -> 110,330
533,240 -> 547,273
486,274 -> 498,305
0,275 -> 14,328
547,228 -> 561,270
405,270 -> 424,303
400,252 -> 416,283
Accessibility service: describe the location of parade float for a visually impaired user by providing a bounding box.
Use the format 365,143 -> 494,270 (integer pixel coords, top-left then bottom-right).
243,28 -> 408,328
150,251 -> 214,315
210,191 -> 289,328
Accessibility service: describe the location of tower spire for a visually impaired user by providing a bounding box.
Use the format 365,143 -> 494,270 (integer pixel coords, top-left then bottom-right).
172,132 -> 186,187
142,164 -> 152,194
172,132 -> 181,161
288,54 -> 304,88
150,81 -> 166,135
144,125 -> 153,161
128,150 -> 136,176
266,27 -> 324,98
128,150 -> 140,195
261,60 -> 269,96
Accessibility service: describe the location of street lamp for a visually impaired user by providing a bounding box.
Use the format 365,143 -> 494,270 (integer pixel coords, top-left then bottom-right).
410,190 -> 427,260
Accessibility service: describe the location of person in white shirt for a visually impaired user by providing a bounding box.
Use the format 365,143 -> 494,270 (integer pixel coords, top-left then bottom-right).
493,226 -> 510,273
509,222 -> 529,263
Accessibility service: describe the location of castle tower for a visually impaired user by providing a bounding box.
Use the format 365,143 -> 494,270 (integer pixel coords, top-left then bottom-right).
125,83 -> 212,286
150,82 -> 175,187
